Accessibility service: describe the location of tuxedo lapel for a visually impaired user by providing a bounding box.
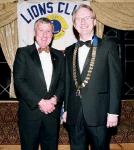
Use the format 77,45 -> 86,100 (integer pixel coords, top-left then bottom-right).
81,36 -> 99,81
48,49 -> 58,92
30,44 -> 47,91
76,50 -> 82,85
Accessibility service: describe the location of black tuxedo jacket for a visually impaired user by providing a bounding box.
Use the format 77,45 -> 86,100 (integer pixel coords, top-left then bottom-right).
65,36 -> 122,126
13,44 -> 64,120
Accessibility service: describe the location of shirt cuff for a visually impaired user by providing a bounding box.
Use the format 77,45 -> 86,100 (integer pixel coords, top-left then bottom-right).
107,113 -> 119,116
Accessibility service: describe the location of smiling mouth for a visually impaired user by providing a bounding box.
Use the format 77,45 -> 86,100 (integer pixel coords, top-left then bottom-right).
81,28 -> 88,30
80,26 -> 88,29
41,39 -> 47,42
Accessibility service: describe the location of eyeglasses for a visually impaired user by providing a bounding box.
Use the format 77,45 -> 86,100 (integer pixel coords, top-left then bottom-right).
75,16 -> 95,22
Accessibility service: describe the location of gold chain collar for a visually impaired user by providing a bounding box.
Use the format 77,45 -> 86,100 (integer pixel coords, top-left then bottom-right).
73,44 -> 97,94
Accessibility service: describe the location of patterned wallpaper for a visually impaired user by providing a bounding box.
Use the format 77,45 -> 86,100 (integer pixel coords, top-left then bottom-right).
0,101 -> 134,145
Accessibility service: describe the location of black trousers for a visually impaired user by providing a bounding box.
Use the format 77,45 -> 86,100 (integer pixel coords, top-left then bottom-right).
67,111 -> 109,150
19,116 -> 59,150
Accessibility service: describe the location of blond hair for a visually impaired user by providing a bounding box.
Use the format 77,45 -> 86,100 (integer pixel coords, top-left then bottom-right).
72,4 -> 96,23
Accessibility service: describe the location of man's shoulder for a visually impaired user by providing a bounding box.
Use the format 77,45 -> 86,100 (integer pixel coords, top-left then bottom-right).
101,36 -> 117,45
51,48 -> 64,58
98,36 -> 118,54
17,44 -> 35,54
94,35 -> 116,45
65,43 -> 76,55
66,43 -> 76,50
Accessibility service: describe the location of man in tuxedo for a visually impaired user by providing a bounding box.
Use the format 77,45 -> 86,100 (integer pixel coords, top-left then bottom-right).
63,4 -> 122,150
13,17 -> 64,150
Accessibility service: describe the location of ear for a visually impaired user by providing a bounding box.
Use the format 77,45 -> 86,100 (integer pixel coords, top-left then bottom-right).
73,21 -> 76,29
93,19 -> 96,26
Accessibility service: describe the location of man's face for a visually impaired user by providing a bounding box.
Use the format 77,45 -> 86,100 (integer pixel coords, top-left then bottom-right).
74,7 -> 96,37
35,22 -> 53,49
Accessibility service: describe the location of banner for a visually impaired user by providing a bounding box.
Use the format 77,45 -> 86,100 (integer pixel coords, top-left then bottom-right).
17,0 -> 90,50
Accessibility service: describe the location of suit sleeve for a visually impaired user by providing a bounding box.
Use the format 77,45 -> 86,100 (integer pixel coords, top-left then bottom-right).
13,48 -> 42,109
108,40 -> 122,114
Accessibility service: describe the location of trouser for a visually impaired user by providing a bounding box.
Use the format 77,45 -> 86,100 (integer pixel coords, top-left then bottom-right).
67,110 -> 109,150
19,116 -> 59,150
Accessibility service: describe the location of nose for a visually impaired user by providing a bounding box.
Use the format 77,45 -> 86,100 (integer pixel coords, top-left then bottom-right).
43,32 -> 47,37
81,18 -> 86,24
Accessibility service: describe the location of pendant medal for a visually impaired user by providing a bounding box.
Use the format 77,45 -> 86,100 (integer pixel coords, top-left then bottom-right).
76,89 -> 82,98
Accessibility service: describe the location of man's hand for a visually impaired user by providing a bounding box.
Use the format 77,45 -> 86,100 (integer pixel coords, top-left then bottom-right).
49,95 -> 57,106
107,114 -> 118,128
38,97 -> 57,114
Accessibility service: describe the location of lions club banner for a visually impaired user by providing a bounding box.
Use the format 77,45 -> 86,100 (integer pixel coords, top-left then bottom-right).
17,0 -> 89,50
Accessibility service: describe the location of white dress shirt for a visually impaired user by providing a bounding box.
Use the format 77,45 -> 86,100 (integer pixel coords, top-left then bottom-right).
39,51 -> 53,91
36,43 -> 53,91
78,45 -> 90,74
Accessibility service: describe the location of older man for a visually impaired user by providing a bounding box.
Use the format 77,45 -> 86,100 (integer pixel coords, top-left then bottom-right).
13,17 -> 64,150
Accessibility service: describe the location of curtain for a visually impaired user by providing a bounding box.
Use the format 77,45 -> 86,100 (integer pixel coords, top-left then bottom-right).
0,2 -> 18,98
96,21 -> 104,38
91,2 -> 134,31
0,20 -> 18,98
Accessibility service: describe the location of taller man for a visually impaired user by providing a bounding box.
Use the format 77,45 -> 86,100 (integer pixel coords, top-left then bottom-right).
63,4 -> 122,150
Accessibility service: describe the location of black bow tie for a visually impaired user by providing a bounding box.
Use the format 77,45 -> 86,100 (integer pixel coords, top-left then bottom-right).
77,40 -> 91,47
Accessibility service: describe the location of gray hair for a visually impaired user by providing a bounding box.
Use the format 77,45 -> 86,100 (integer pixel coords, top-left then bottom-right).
34,17 -> 53,31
